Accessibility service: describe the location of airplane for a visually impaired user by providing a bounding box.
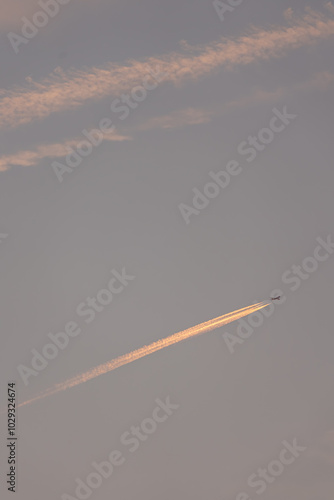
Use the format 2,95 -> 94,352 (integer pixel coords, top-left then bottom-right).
271,296 -> 281,301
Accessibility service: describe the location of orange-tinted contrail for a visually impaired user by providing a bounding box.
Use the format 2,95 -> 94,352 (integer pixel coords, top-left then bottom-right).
19,301 -> 269,409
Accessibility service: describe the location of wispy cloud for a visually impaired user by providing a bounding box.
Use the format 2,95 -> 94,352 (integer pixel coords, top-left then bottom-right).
1,70 -> 332,171
138,107 -> 214,131
1,7 -> 334,130
0,131 -> 131,172
226,71 -> 334,108
139,71 -> 334,131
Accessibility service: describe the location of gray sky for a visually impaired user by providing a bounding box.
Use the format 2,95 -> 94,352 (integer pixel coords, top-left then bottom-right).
0,1 -> 334,499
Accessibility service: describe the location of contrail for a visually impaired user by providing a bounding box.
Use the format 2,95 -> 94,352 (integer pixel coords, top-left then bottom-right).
19,301 -> 269,409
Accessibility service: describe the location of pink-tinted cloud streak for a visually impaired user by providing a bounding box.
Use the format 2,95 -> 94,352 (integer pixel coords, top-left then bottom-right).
0,8 -> 333,130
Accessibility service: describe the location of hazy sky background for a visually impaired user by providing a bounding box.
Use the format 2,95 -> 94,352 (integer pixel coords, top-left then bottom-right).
0,1 -> 334,499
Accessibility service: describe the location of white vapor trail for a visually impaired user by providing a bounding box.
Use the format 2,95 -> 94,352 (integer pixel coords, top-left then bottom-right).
18,301 -> 269,409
